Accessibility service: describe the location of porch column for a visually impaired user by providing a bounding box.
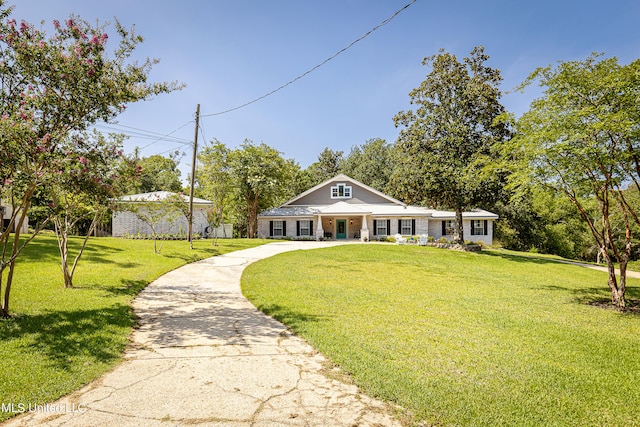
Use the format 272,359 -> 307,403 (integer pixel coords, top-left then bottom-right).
360,214 -> 370,242
316,214 -> 324,241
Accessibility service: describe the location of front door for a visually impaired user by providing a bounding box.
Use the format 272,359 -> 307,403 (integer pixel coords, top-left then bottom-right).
336,219 -> 347,239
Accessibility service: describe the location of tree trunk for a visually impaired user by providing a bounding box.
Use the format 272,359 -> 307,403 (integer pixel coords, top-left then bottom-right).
454,210 -> 464,244
601,247 -> 626,308
2,193 -> 32,317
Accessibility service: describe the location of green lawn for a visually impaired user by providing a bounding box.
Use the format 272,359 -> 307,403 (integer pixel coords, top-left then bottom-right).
0,234 -> 269,422
241,244 -> 640,427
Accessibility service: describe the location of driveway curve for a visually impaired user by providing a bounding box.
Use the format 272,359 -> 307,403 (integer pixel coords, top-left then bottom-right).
6,241 -> 402,427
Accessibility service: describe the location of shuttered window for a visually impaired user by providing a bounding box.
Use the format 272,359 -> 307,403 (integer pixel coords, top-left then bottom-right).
399,219 -> 415,235
270,220 -> 285,237
297,220 -> 313,237
471,220 -> 488,236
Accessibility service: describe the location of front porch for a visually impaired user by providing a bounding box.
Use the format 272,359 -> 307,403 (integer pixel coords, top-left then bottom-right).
315,214 -> 370,242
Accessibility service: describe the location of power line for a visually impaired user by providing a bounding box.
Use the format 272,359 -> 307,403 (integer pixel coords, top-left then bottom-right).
97,123 -> 192,142
95,124 -> 192,145
132,121 -> 194,150
201,0 -> 416,118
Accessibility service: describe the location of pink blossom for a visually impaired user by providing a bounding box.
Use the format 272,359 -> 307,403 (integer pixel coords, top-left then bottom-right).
19,21 -> 28,33
100,33 -> 108,43
79,156 -> 87,165
66,19 -> 74,28
53,19 -> 60,29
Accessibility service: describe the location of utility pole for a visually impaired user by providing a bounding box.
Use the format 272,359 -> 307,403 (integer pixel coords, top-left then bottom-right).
187,103 -> 200,249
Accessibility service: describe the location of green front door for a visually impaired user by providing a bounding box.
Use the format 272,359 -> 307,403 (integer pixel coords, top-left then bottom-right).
336,219 -> 347,239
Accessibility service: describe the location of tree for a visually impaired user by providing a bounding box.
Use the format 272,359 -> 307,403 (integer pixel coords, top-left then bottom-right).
307,147 -> 343,186
229,141 -> 293,238
389,46 -> 510,243
510,53 -> 640,308
0,4 -> 181,316
340,138 -> 392,191
50,132 -> 136,287
134,153 -> 183,193
196,139 -> 233,244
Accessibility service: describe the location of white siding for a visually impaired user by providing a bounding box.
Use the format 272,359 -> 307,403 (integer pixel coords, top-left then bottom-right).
112,206 -> 210,237
429,219 -> 494,246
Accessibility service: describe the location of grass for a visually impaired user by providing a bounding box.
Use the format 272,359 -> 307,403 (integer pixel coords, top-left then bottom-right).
0,233 -> 269,422
241,244 -> 640,427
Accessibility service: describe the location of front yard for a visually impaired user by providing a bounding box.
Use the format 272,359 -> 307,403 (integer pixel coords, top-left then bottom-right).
241,244 -> 640,426
0,234 -> 269,422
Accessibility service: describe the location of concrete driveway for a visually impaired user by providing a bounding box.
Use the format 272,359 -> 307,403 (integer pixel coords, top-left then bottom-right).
5,241 -> 402,427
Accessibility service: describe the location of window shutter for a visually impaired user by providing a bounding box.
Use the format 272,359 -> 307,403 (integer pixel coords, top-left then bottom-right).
373,220 -> 377,236
387,220 -> 391,235
269,221 -> 273,237
283,221 -> 286,236
471,221 -> 476,235
397,219 -> 402,234
412,219 -> 416,235
296,220 -> 300,236
310,220 -> 314,236
484,220 -> 488,236
442,220 -> 446,236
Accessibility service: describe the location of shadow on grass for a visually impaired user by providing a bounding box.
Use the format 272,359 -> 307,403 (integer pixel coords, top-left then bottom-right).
0,304 -> 133,370
77,279 -> 149,297
482,250 -> 566,266
254,303 -> 327,334
541,284 -> 640,314
15,236 -> 130,268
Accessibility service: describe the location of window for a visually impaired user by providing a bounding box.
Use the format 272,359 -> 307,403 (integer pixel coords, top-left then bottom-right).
376,220 -> 388,236
401,219 -> 413,235
442,220 -> 455,236
271,220 -> 284,237
298,220 -> 311,237
330,183 -> 352,199
471,220 -> 487,236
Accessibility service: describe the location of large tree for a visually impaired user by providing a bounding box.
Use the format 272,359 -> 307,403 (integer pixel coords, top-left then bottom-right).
228,141 -> 293,238
390,46 -> 510,243
196,139 -> 233,242
306,147 -> 343,186
134,153 -> 183,193
510,53 -> 640,308
0,4 -> 180,316
340,138 -> 392,192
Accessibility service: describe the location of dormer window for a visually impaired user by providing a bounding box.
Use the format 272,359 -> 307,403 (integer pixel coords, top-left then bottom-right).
331,183 -> 352,199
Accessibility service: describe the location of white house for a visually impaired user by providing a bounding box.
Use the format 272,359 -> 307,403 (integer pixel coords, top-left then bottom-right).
1,203 -> 29,234
112,191 -> 214,238
257,175 -> 498,245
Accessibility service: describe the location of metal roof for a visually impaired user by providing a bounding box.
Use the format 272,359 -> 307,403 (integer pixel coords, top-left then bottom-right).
117,191 -> 213,205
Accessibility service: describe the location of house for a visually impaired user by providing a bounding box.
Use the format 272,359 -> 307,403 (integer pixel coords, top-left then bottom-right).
1,203 -> 29,234
112,191 -> 214,238
257,175 -> 498,245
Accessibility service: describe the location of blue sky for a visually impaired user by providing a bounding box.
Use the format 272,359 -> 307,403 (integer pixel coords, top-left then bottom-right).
12,0 -> 640,181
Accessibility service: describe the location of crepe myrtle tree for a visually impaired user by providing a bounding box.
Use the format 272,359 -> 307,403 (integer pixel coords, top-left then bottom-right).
509,53 -> 640,308
0,2 -> 182,316
50,131 -> 138,288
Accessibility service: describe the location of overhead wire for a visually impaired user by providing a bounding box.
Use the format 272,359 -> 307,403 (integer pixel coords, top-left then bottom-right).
200,0 -> 416,118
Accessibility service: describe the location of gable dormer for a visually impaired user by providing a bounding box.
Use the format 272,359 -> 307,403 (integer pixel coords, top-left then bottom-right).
330,182 -> 352,199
